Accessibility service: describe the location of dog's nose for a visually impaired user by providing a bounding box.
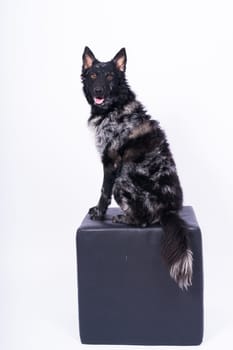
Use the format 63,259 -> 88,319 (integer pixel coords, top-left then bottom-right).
94,87 -> 104,96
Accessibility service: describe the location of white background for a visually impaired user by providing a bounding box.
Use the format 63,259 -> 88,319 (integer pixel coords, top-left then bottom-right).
1,0 -> 233,349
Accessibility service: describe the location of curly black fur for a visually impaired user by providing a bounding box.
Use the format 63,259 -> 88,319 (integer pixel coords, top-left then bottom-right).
81,47 -> 193,290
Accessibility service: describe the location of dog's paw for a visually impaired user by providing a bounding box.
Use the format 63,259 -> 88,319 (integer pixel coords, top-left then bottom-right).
88,206 -> 105,221
112,215 -> 123,223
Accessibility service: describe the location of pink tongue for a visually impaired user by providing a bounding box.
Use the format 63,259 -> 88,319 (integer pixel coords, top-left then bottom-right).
94,97 -> 104,105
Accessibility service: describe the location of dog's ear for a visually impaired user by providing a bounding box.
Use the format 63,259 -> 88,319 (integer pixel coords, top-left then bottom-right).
113,48 -> 127,72
82,47 -> 96,70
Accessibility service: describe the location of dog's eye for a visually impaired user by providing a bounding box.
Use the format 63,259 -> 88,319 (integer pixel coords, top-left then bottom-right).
106,73 -> 114,81
90,73 -> 97,80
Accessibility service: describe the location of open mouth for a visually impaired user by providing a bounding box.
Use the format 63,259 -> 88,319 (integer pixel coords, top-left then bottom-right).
94,97 -> 105,105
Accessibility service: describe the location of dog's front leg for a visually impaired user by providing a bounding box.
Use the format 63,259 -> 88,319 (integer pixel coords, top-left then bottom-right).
89,162 -> 117,220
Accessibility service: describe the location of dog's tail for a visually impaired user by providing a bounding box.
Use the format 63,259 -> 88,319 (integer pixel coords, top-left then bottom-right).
160,211 -> 193,290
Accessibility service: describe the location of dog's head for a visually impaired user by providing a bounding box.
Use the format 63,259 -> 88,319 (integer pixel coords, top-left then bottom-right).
81,47 -> 127,110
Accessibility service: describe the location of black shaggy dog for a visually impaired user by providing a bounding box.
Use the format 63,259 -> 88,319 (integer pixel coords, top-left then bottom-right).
81,47 -> 193,290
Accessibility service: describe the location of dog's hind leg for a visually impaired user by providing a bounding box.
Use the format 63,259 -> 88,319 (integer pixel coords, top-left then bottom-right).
113,177 -> 152,227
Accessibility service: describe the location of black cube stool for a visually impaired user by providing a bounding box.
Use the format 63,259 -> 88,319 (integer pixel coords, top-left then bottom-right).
76,207 -> 203,345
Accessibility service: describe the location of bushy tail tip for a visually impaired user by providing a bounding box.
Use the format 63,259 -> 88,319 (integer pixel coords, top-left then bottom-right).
169,249 -> 193,290
160,211 -> 193,290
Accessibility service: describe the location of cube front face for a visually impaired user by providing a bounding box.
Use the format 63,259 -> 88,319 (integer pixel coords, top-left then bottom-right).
76,207 -> 203,345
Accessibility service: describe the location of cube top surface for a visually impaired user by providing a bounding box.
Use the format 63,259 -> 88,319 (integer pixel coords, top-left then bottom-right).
79,206 -> 199,231
77,206 -> 203,345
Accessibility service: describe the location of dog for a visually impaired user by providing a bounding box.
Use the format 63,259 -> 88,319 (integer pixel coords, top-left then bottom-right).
81,47 -> 193,290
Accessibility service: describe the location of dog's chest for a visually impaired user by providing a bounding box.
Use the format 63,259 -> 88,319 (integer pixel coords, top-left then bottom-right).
89,113 -> 129,156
